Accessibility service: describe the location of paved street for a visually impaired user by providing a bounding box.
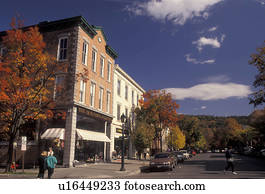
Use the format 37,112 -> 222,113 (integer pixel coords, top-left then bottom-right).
0,153 -> 264,179
127,153 -> 265,179
0,159 -> 149,179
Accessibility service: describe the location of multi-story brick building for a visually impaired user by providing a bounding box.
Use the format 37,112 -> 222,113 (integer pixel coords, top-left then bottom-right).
0,16 -> 118,167
111,64 -> 145,159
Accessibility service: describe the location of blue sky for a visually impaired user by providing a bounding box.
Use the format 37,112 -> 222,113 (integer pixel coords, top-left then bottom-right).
0,0 -> 264,116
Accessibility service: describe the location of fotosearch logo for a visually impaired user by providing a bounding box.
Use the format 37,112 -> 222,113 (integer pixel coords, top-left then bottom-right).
124,181 -> 206,191
57,180 -> 206,191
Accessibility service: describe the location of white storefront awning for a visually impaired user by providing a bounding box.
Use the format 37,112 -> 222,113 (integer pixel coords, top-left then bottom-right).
40,128 -> 65,140
76,128 -> 111,142
41,128 -> 111,143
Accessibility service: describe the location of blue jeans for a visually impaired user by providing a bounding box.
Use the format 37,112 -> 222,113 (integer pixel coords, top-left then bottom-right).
47,167 -> 54,179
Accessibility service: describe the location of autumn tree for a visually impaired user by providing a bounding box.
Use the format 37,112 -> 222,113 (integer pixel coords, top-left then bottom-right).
133,121 -> 153,159
224,118 -> 244,144
0,18 -> 58,171
166,125 -> 185,150
249,41 -> 265,107
249,108 -> 265,144
195,135 -> 207,150
135,90 -> 179,153
211,118 -> 244,149
178,116 -> 201,149
240,125 -> 260,147
133,120 -> 155,150
200,126 -> 214,149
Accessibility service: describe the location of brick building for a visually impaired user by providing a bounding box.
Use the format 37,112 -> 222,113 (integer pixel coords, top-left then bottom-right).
0,16 -> 118,167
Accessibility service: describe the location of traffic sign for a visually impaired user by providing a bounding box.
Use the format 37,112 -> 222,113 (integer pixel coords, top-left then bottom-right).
21,136 -> 27,151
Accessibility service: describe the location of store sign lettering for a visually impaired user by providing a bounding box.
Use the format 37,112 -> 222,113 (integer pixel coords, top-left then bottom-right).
77,107 -> 112,122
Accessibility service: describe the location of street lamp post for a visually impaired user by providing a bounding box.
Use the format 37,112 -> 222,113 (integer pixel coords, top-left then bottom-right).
171,130 -> 174,152
120,113 -> 127,171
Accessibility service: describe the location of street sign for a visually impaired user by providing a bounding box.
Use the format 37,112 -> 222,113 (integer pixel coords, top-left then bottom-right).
21,136 -> 27,151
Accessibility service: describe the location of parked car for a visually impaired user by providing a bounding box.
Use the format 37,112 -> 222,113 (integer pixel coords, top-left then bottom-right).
149,152 -> 176,171
260,149 -> 265,158
173,151 -> 184,164
180,150 -> 190,159
243,146 -> 253,156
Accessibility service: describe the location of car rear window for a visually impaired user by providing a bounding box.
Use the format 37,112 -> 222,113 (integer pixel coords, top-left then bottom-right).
154,153 -> 169,159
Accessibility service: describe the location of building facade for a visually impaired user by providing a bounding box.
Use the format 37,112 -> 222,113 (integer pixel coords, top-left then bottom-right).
45,16 -> 118,167
111,64 -> 145,159
0,16 -> 148,167
0,16 -> 118,167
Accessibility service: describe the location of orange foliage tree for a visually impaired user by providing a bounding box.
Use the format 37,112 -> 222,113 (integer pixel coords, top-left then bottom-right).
135,90 -> 179,153
0,19 -> 58,171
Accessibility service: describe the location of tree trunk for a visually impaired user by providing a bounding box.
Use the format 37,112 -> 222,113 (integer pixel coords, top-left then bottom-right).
5,135 -> 15,172
160,132 -> 163,152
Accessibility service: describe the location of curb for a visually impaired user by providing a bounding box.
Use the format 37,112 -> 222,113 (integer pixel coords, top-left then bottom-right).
0,161 -> 149,179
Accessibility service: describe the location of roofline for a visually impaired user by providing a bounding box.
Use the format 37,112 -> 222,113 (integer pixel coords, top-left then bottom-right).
0,16 -> 118,60
92,25 -> 108,42
106,45 -> 118,59
115,64 -> 145,93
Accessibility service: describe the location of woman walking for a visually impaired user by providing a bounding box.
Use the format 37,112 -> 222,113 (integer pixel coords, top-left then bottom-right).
45,154 -> 57,179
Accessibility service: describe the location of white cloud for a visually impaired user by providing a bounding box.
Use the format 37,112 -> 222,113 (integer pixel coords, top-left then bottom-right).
185,54 -> 215,64
164,83 -> 252,101
220,34 -> 226,42
256,0 -> 265,5
126,0 -> 223,25
192,36 -> 221,51
202,75 -> 231,83
208,26 -> 218,32
201,106 -> 207,109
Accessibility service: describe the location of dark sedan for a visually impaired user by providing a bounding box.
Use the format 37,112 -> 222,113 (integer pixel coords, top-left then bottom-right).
149,152 -> 176,171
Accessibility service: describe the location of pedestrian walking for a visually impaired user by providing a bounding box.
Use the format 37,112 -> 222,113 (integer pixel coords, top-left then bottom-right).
37,151 -> 47,179
45,154 -> 57,179
48,147 -> 54,156
224,146 -> 237,175
144,153 -> 147,160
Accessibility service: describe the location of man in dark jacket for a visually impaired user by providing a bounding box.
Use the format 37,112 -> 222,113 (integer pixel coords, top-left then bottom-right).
224,146 -> 237,175
37,151 -> 47,178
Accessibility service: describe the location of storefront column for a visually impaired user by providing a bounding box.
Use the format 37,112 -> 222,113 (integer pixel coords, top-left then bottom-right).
104,121 -> 107,161
63,106 -> 77,167
110,124 -> 115,161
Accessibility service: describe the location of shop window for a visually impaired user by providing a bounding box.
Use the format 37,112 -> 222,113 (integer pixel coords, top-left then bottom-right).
53,75 -> 65,100
107,61 -> 111,82
100,56 -> 104,77
117,79 -> 121,96
132,90 -> 134,105
80,80 -> 86,103
82,40 -> 88,65
58,37 -> 68,61
90,82 -> 96,107
125,85 -> 128,100
99,87 -> 104,110
92,49 -> 97,72
117,104 -> 121,121
106,91 -> 111,113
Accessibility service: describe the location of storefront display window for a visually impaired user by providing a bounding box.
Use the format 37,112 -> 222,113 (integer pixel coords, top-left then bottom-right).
74,140 -> 104,163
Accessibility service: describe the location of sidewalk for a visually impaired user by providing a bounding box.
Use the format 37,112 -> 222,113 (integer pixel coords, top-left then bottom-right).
0,159 -> 149,179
